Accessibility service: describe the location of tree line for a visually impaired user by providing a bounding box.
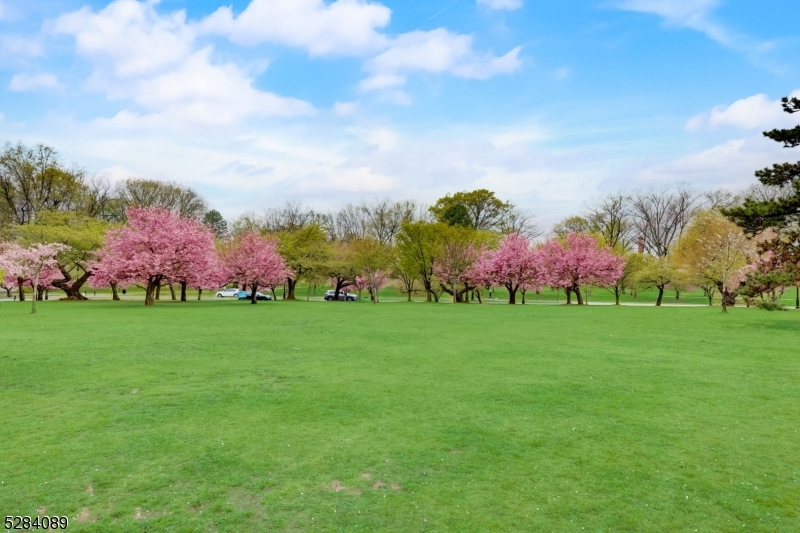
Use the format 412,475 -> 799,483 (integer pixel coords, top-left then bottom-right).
2,92 -> 799,313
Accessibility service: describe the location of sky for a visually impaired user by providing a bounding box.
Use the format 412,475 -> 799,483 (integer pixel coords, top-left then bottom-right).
1,0 -> 799,227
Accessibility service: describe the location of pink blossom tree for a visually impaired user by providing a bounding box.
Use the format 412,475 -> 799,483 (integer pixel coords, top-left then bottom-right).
221,232 -> 289,304
362,269 -> 390,303
539,233 -> 625,305
433,240 -> 480,303
92,207 -> 219,306
0,242 -> 68,313
482,233 -> 544,304
353,276 -> 368,301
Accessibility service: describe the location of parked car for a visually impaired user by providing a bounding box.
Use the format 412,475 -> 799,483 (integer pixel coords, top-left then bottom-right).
237,291 -> 272,301
215,288 -> 240,298
324,289 -> 358,301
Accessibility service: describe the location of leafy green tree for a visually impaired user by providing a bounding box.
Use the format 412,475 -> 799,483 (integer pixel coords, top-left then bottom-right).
203,210 -> 228,238
396,221 -> 446,302
14,211 -> 110,300
429,189 -> 511,231
440,203 -> 472,228
552,216 -> 592,238
603,252 -> 645,305
634,256 -> 676,307
724,96 -> 800,296
277,224 -> 331,300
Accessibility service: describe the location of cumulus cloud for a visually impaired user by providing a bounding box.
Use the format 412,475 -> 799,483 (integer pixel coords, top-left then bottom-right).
686,90 -> 800,131
52,0 -> 194,77
52,0 -> 314,127
198,0 -> 391,56
8,73 -> 60,91
477,0 -> 523,10
361,28 -> 521,91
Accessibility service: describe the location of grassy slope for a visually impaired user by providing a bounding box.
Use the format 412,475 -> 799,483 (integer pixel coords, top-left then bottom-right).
0,300 -> 798,532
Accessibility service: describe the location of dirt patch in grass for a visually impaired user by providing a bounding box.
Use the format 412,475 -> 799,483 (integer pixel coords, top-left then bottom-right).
391,483 -> 402,491
36,507 -> 46,515
130,388 -> 140,395
360,473 -> 371,479
86,485 -> 94,496
330,480 -> 361,495
372,481 -> 385,489
74,508 -> 94,523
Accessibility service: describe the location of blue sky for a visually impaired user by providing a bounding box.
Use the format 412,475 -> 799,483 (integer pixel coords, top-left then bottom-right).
1,0 -> 798,226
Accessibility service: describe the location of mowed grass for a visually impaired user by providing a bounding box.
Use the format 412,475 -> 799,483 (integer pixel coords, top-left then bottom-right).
0,300 -> 799,532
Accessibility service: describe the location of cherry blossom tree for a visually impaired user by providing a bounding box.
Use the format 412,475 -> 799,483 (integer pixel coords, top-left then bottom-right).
221,232 -> 289,304
353,276 -> 368,301
362,269 -> 390,303
92,207 -> 219,306
433,240 -> 480,303
539,233 -> 625,305
0,242 -> 68,313
482,233 -> 544,304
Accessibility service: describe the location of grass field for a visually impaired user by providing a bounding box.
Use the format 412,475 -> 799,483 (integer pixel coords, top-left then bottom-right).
1,299 -> 799,532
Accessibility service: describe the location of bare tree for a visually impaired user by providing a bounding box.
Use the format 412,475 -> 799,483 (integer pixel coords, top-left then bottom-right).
628,184 -> 702,257
0,142 -> 87,224
586,193 -> 633,250
330,204 -> 369,242
361,199 -> 420,244
703,188 -> 737,211
261,200 -> 323,233
499,207 -> 542,240
115,178 -> 208,220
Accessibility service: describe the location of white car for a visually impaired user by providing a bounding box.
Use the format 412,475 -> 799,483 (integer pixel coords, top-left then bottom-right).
215,288 -> 240,298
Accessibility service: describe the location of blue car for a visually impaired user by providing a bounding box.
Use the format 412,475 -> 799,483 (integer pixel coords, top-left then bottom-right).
236,291 -> 272,301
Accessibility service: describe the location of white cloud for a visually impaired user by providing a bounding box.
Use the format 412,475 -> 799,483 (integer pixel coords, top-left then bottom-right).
332,101 -> 358,116
362,28 -> 521,91
477,0 -> 523,10
1,36 -> 43,58
614,0 -> 736,47
52,0 -> 194,77
358,73 -> 406,91
8,73 -> 60,91
686,90 -> 800,131
198,0 -> 391,56
53,0 -> 314,127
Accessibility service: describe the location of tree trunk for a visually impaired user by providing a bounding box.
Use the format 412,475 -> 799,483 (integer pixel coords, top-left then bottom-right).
476,289 -> 482,304
521,290 -> 526,304
155,283 -> 161,301
565,288 -> 572,305
17,278 -> 26,302
506,283 -> 516,304
675,290 -> 680,300
286,278 -> 297,300
51,267 -> 91,301
180,281 -> 187,302
615,292 -> 620,305
110,281 -> 120,301
36,286 -> 45,301
721,291 -> 736,311
655,286 -> 664,307
407,288 -> 412,302
169,283 -> 177,301
708,294 -> 713,306
197,288 -> 203,301
424,279 -> 433,302
574,285 -> 584,305
250,283 -> 259,304
30,272 -> 40,314
145,277 -> 161,306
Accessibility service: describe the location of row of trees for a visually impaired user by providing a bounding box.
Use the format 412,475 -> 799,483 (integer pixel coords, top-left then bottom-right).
3,95 -> 799,314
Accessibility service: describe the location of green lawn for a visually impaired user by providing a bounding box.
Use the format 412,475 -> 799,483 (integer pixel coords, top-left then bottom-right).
1,300 -> 798,532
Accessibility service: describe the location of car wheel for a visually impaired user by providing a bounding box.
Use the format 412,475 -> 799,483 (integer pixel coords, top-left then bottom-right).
216,294 -> 222,298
